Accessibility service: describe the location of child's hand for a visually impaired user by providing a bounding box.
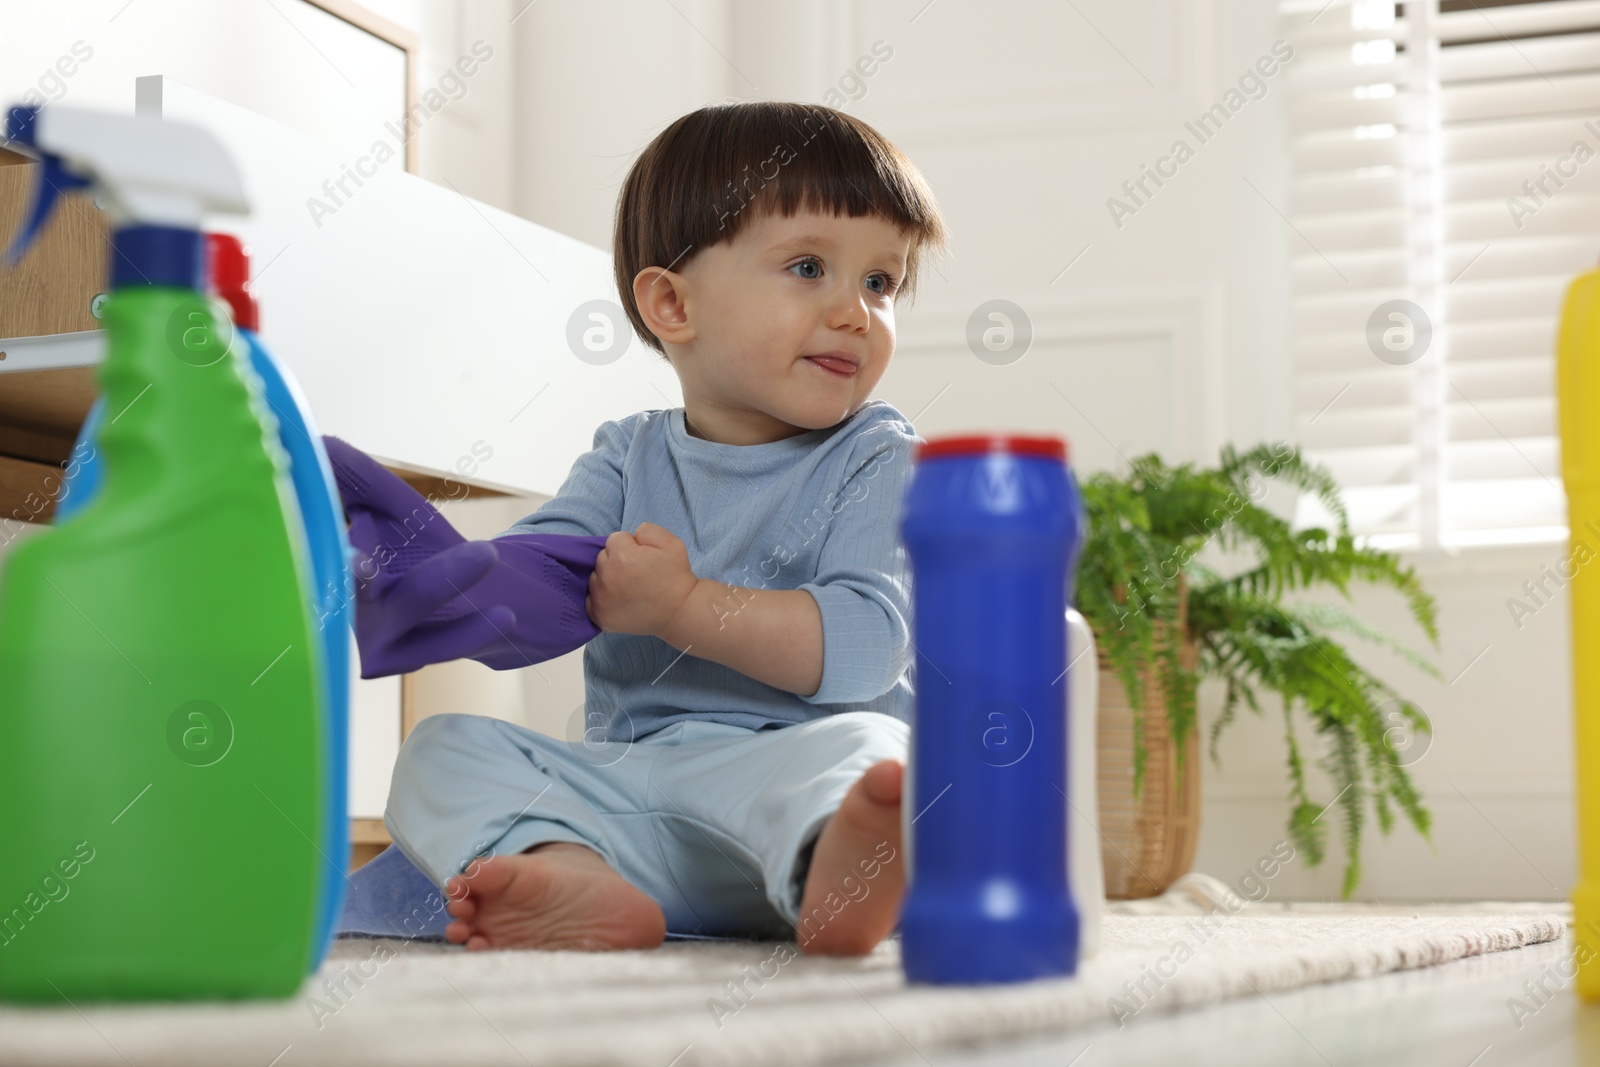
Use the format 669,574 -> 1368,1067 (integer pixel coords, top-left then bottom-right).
586,522 -> 700,638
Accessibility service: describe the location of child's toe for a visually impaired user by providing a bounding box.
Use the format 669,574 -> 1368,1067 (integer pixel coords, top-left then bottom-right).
461,855 -> 519,900
861,759 -> 904,805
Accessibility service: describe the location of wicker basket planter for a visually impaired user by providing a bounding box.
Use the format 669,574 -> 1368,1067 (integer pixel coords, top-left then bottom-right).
1094,617 -> 1201,900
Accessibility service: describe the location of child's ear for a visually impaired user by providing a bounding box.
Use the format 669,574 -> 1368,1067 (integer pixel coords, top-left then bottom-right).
632,266 -> 694,346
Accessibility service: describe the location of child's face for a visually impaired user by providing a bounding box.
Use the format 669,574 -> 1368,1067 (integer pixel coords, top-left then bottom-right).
647,207 -> 912,445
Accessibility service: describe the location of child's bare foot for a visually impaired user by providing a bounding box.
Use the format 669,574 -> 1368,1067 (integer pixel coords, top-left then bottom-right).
443,842 -> 666,951
795,758 -> 906,956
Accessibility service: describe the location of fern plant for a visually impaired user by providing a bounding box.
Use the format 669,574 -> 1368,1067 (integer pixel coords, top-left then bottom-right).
1076,443 -> 1440,898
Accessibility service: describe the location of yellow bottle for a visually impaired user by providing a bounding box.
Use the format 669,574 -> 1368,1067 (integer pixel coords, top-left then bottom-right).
1558,266 -> 1600,1000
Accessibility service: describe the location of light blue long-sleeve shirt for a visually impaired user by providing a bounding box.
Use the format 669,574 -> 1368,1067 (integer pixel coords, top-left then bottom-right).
493,400 -> 921,741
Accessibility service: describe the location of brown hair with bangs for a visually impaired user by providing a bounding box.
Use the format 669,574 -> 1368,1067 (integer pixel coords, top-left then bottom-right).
613,100 -> 948,354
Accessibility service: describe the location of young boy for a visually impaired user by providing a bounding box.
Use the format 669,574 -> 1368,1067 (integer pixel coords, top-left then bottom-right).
383,100 -> 948,956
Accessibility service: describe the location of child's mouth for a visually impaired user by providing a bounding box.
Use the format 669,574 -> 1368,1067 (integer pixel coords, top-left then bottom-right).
805,355 -> 858,377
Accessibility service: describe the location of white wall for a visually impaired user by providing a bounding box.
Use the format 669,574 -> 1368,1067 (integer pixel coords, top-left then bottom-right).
362,0 -> 517,209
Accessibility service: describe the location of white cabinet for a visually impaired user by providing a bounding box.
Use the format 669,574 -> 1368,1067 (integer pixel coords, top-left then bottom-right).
140,75 -> 682,497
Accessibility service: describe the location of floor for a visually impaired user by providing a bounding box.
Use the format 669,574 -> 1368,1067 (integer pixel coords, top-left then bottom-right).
863,922 -> 1595,1066
0,896 -> 1578,1065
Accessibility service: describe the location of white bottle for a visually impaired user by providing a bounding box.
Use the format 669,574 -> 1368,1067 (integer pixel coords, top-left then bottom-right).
1066,609 -> 1105,956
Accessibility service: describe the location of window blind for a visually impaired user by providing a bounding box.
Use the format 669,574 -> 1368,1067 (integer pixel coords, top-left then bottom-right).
1281,0 -> 1600,550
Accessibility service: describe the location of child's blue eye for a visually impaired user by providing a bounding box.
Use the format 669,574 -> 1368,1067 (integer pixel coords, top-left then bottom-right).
788,258 -> 898,295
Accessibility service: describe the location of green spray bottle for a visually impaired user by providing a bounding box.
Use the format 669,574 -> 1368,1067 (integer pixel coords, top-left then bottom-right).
0,104 -> 323,1001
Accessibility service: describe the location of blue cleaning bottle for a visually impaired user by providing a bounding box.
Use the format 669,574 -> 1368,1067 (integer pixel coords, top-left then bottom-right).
897,433 -> 1084,984
56,233 -> 354,972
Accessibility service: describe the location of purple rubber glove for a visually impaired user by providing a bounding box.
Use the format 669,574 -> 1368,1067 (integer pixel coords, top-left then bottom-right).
321,434 -> 607,677
448,533 -> 609,671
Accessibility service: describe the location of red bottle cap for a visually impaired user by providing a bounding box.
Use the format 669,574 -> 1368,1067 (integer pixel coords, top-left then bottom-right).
205,232 -> 259,332
916,433 -> 1069,463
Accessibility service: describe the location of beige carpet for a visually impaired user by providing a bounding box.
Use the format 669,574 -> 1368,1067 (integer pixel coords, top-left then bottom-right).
0,879 -> 1565,1067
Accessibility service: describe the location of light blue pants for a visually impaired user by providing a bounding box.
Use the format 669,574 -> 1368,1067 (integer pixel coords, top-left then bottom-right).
383,710 -> 910,939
